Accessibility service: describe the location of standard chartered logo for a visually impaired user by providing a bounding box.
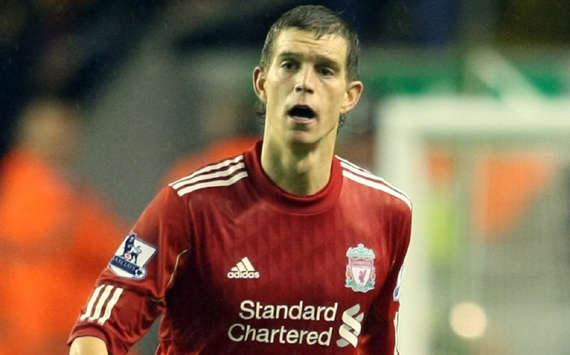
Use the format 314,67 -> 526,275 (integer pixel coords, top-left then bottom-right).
227,300 -> 365,348
228,300 -> 337,346
336,303 -> 363,348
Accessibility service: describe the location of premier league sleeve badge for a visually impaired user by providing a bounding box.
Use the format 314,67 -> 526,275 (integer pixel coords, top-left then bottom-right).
109,233 -> 157,280
345,244 -> 376,293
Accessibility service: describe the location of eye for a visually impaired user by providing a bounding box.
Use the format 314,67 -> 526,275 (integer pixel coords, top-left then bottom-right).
319,66 -> 335,76
281,60 -> 298,70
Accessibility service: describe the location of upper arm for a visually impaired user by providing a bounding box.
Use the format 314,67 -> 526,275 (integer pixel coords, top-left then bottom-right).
68,187 -> 191,354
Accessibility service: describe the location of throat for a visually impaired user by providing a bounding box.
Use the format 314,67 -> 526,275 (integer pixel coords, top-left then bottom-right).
261,144 -> 333,195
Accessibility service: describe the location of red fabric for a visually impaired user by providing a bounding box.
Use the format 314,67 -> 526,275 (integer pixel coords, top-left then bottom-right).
69,141 -> 412,354
0,149 -> 126,355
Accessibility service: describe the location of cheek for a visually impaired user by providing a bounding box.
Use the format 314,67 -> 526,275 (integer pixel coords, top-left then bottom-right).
264,85 -> 288,118
326,87 -> 346,110
274,84 -> 294,109
265,85 -> 281,106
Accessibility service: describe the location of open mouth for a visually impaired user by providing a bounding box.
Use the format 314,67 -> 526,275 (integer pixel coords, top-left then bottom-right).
288,105 -> 316,120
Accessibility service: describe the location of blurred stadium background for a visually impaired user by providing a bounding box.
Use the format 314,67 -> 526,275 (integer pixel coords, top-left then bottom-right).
1,0 -> 569,354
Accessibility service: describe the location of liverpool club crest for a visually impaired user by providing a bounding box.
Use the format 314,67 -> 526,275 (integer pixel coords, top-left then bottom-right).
345,243 -> 376,293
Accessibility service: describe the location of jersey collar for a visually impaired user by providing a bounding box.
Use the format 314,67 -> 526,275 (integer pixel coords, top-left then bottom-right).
244,140 -> 342,214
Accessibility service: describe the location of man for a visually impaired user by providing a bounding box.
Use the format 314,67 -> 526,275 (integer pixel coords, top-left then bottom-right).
69,5 -> 412,354
0,98 -> 125,354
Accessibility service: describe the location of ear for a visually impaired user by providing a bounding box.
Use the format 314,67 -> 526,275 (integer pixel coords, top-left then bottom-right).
340,80 -> 364,115
253,66 -> 267,104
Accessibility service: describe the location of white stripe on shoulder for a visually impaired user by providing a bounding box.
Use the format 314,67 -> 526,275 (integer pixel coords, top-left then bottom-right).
169,155 -> 244,188
338,157 -> 411,202
337,156 -> 369,172
342,170 -> 412,210
176,171 -> 248,197
171,162 -> 245,190
338,157 -> 410,198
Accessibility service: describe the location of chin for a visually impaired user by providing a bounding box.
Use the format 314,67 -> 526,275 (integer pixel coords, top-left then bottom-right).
285,134 -> 328,152
286,131 -> 317,145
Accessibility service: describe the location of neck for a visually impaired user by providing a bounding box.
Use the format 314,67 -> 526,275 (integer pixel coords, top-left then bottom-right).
260,139 -> 335,195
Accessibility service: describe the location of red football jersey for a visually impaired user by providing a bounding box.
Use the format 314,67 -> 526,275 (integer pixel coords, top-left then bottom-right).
69,141 -> 412,354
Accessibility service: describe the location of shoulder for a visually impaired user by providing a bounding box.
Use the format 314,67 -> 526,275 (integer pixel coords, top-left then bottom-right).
336,155 -> 412,213
167,154 -> 249,198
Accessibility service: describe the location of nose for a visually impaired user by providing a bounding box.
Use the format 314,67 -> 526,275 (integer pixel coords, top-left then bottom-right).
294,67 -> 315,94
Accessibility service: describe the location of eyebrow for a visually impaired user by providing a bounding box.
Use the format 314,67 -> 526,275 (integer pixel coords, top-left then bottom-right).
277,51 -> 342,71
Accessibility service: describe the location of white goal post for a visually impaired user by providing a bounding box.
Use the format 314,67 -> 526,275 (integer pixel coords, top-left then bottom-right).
375,96 -> 570,355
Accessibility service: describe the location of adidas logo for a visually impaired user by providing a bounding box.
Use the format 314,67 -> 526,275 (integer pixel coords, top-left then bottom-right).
227,257 -> 260,279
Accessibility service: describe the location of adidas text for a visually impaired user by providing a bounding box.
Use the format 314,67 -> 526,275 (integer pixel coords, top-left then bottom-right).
228,270 -> 260,279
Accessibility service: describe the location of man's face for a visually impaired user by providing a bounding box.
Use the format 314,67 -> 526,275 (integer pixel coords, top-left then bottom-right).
254,29 -> 362,148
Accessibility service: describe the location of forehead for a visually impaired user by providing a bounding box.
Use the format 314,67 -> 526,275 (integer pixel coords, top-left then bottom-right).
272,29 -> 348,66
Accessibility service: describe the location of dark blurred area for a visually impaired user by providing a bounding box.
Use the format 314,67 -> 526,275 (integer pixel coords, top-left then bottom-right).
1,0 -> 163,155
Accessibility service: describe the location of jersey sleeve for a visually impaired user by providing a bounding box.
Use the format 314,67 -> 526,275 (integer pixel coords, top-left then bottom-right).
68,186 -> 191,354
360,201 -> 412,354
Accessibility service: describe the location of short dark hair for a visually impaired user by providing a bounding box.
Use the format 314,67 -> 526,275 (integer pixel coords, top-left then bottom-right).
259,5 -> 360,82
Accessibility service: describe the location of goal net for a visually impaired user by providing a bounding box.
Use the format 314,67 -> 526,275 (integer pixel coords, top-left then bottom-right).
376,96 -> 570,355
